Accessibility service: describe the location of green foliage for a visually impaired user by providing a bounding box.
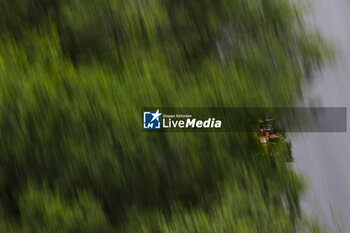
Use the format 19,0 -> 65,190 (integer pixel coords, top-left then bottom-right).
0,184 -> 111,233
0,0 -> 332,232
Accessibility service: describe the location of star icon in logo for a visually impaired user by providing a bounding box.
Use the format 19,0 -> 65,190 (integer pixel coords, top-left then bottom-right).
151,109 -> 161,122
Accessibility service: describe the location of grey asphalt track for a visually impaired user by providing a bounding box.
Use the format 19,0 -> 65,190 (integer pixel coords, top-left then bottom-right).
292,0 -> 350,231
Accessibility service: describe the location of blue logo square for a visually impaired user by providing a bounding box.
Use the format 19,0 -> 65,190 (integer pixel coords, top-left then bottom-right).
143,110 -> 161,129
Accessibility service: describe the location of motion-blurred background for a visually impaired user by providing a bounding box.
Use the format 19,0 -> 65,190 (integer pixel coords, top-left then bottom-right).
0,0 -> 342,232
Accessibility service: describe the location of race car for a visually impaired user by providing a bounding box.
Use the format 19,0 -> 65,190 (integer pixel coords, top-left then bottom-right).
254,118 -> 294,162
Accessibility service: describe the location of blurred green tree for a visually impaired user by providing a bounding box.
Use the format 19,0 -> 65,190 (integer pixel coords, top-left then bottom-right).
0,0 -> 331,232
